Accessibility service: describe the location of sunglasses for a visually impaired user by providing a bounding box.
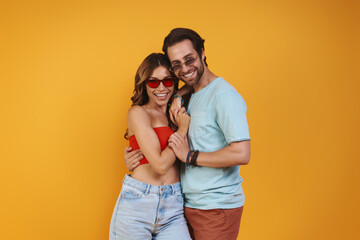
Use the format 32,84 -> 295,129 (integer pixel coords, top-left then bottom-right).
146,77 -> 177,88
170,55 -> 198,72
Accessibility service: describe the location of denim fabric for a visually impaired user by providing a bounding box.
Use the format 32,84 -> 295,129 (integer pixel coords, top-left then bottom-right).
109,175 -> 191,240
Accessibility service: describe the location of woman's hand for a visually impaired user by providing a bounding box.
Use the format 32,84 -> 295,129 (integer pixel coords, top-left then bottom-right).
169,97 -> 183,124
124,146 -> 143,171
174,107 -> 190,137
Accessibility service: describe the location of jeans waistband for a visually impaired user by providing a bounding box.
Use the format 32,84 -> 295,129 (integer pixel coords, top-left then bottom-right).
123,175 -> 182,195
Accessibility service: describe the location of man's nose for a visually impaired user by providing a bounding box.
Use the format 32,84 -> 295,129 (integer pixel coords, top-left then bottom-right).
180,63 -> 191,73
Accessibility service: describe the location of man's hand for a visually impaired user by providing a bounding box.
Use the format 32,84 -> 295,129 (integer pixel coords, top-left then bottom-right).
124,146 -> 143,171
168,132 -> 190,163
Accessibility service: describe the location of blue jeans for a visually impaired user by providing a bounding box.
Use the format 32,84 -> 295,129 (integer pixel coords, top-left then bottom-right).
109,175 -> 191,240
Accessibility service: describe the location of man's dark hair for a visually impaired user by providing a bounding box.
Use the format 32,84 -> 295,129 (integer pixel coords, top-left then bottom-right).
162,28 -> 208,66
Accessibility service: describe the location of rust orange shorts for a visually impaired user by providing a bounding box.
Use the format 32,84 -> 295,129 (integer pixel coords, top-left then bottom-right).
184,206 -> 244,240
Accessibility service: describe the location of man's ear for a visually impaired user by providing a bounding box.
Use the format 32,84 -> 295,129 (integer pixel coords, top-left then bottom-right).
201,49 -> 205,61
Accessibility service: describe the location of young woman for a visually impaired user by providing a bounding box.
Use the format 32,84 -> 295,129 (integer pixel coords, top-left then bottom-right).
109,53 -> 191,240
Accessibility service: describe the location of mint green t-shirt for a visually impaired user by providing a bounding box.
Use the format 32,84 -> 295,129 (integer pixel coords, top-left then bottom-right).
180,77 -> 250,209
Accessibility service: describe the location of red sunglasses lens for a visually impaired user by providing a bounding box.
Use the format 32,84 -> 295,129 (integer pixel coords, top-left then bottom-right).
163,79 -> 174,87
147,80 -> 160,88
147,78 -> 175,88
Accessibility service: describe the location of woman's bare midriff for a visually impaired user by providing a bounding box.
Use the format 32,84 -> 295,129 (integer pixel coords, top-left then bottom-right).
130,161 -> 180,186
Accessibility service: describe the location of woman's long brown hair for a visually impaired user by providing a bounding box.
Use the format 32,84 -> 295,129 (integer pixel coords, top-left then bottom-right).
124,53 -> 178,139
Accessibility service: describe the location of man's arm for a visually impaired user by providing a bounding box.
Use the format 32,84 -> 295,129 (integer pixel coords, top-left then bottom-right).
168,133 -> 250,168
124,146 -> 143,171
197,141 -> 250,167
168,88 -> 251,168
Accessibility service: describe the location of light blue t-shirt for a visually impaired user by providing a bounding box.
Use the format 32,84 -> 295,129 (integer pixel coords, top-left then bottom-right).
180,77 -> 250,210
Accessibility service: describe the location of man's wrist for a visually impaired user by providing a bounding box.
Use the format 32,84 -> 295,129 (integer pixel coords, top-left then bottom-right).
181,150 -> 189,163
186,150 -> 194,167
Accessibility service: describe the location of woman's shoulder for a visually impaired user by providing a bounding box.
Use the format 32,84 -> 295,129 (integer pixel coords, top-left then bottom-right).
128,105 -> 145,115
127,105 -> 151,126
128,105 -> 149,119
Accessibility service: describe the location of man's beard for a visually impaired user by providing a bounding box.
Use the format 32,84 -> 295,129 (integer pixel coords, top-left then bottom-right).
182,61 -> 204,87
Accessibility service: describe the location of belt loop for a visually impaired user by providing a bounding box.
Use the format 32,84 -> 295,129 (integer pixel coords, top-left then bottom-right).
122,174 -> 128,184
145,184 -> 150,195
171,184 -> 174,195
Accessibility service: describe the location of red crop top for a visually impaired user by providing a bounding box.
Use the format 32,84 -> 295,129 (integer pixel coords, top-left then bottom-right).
128,126 -> 174,165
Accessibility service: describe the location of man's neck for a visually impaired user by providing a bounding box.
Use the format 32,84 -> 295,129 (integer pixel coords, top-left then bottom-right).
193,68 -> 218,93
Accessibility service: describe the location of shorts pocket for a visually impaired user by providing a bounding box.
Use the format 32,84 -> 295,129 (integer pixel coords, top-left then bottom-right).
175,193 -> 185,204
120,185 -> 142,200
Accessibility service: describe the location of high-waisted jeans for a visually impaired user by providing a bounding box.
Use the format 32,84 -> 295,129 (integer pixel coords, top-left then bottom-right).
109,175 -> 191,240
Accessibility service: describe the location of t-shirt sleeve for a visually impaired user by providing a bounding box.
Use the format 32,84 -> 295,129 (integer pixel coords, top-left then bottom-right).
215,89 -> 250,143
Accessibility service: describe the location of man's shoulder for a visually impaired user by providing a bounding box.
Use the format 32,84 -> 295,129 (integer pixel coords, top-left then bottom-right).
212,77 -> 240,96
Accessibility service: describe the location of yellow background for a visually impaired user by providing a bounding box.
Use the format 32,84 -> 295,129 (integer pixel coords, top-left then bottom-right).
1,0 -> 359,239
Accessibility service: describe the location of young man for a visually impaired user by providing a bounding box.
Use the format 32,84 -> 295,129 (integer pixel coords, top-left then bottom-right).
125,28 -> 251,240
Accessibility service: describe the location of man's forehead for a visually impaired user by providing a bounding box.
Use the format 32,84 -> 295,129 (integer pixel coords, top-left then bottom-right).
167,39 -> 196,62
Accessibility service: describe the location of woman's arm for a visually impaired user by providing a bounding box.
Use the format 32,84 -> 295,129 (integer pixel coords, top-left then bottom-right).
127,106 -> 190,175
169,85 -> 193,123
